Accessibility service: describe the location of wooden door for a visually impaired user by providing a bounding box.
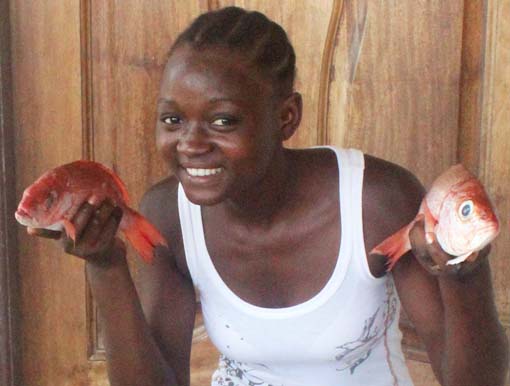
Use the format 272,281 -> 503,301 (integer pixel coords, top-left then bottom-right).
7,1 -> 509,385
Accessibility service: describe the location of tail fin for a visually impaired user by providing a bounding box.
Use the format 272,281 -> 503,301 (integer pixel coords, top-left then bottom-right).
370,222 -> 414,271
121,208 -> 168,264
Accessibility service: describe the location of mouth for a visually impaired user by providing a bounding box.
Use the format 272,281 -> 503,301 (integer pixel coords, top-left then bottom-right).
14,208 -> 33,226
184,167 -> 224,177
473,223 -> 500,246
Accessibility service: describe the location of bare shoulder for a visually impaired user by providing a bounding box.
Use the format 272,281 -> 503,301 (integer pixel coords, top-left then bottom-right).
363,155 -> 425,235
362,154 -> 425,254
139,176 -> 188,277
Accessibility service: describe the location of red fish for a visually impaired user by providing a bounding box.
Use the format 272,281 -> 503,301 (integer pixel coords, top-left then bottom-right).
15,160 -> 167,263
371,164 -> 500,271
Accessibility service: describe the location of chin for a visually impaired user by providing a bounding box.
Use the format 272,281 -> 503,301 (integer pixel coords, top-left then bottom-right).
182,187 -> 226,206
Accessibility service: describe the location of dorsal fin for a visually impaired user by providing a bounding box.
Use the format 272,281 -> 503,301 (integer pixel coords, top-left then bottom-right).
71,160 -> 131,204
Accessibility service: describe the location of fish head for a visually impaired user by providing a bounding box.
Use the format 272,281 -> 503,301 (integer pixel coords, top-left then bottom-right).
15,171 -> 69,229
435,178 -> 500,257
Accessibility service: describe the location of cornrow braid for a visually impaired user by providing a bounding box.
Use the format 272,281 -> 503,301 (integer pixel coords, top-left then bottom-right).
169,6 -> 296,96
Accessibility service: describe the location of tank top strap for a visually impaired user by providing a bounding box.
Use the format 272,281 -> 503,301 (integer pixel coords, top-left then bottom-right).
324,147 -> 375,281
177,183 -> 202,287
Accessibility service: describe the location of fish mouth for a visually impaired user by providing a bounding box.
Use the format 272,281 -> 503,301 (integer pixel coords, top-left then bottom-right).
15,208 -> 30,222
471,224 -> 499,249
14,208 -> 37,227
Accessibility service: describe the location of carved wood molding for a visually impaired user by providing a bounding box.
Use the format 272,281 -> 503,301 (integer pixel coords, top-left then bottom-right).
457,0 -> 485,173
79,0 -> 105,361
0,0 -> 21,384
316,0 -> 344,145
80,0 -> 94,162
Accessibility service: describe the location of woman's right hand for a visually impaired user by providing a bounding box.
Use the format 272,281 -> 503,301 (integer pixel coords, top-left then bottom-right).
27,199 -> 125,263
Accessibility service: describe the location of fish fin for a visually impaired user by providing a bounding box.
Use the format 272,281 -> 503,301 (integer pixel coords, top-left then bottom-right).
121,208 -> 168,264
370,222 -> 414,271
446,252 -> 472,265
61,219 -> 77,241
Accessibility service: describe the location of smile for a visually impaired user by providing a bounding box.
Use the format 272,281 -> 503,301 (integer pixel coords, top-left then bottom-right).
186,167 -> 223,177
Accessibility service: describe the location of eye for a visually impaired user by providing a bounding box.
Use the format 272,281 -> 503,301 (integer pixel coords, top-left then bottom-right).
161,115 -> 182,125
44,191 -> 58,210
211,116 -> 239,131
212,118 -> 232,126
211,116 -> 239,129
458,200 -> 474,219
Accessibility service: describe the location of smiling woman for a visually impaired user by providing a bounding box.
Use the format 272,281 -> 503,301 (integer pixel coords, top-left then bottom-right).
155,44 -> 300,208
76,6 -> 509,386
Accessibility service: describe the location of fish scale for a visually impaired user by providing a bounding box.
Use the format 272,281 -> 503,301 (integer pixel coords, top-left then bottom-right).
370,164 -> 499,271
15,160 -> 167,263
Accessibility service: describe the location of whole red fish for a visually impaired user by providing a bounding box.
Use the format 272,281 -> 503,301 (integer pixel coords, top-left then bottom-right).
371,164 -> 500,271
15,160 -> 167,263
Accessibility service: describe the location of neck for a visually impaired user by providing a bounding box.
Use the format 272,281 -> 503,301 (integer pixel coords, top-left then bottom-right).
222,148 -> 294,226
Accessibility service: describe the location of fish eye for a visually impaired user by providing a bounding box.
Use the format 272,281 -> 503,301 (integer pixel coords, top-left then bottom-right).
44,191 -> 58,210
458,200 -> 474,219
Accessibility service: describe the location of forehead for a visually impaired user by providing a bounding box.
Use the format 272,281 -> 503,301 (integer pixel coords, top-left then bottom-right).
160,45 -> 272,101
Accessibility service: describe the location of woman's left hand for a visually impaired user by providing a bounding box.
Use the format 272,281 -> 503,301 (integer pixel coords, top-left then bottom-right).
408,218 -> 490,277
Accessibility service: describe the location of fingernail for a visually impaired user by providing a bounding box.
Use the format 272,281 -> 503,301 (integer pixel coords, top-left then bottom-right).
425,233 -> 434,244
88,195 -> 100,205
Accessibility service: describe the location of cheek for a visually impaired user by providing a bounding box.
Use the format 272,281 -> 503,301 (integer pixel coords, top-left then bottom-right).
436,212 -> 475,255
227,118 -> 279,167
156,130 -> 178,163
218,133 -> 273,175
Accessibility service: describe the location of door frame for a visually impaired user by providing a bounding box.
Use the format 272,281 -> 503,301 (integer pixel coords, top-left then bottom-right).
0,1 -> 21,385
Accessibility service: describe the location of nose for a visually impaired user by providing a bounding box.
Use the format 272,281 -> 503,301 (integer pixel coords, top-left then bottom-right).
176,123 -> 212,156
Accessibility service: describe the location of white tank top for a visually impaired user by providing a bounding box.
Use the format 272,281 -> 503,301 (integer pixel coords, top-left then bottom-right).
178,147 -> 414,386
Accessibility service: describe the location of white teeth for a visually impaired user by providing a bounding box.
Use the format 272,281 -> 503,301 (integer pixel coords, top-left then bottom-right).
186,167 -> 223,177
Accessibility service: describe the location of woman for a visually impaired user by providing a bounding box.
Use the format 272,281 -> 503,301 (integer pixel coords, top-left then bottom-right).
30,6 -> 508,386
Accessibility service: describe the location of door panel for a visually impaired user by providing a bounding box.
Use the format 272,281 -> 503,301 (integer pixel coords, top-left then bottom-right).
11,1 -> 88,385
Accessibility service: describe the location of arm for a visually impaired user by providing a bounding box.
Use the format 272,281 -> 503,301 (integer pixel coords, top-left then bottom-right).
86,241 -> 195,386
365,157 -> 509,385
96,180 -> 195,386
134,178 -> 197,386
31,178 -> 196,386
403,223 -> 509,386
393,246 -> 509,386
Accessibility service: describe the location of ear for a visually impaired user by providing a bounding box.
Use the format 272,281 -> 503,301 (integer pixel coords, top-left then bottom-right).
279,92 -> 302,141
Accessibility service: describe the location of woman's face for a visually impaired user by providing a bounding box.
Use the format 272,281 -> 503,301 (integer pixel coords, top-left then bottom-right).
156,45 -> 283,206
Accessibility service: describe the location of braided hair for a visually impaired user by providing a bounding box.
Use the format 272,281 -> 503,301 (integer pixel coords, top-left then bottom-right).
169,6 -> 296,97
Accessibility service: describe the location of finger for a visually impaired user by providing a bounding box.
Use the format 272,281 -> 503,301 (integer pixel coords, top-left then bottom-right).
79,200 -> 118,246
422,232 -> 451,267
63,206 -> 121,258
408,218 -> 426,250
70,201 -> 98,240
27,227 -> 62,240
444,245 -> 491,277
476,244 -> 491,260
465,250 -> 479,263
410,221 -> 451,265
408,221 -> 450,273
93,210 -> 123,252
